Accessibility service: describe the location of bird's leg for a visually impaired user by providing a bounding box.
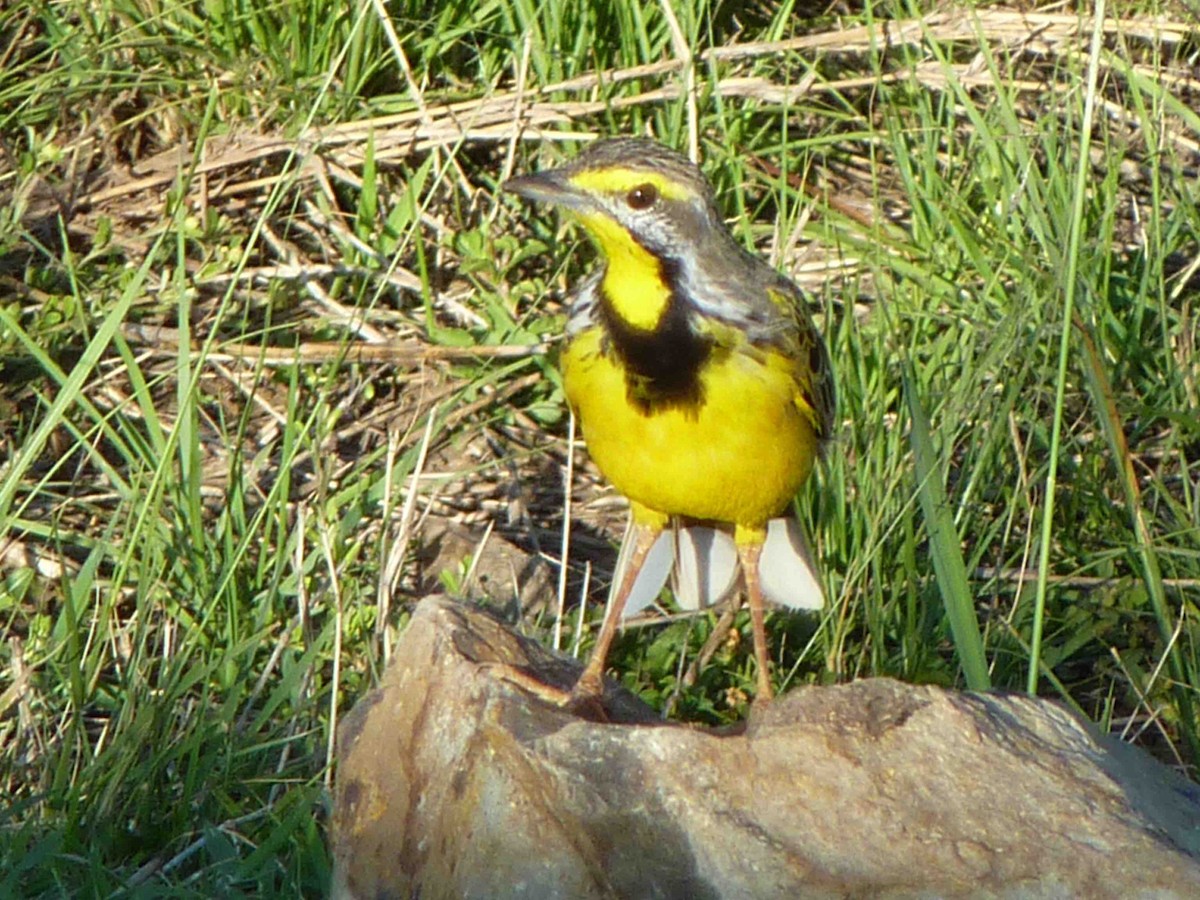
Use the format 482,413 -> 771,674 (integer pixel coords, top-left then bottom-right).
488,520 -> 660,717
570,523 -> 660,705
736,528 -> 774,701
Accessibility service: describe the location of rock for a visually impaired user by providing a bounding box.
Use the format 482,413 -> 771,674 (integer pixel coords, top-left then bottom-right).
331,597 -> 1200,899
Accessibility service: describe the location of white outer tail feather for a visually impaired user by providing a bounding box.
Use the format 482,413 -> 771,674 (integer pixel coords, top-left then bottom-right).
612,518 -> 676,617
760,517 -> 825,610
672,527 -> 739,610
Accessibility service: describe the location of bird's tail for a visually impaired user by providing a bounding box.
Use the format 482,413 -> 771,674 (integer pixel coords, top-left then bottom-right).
613,516 -> 825,618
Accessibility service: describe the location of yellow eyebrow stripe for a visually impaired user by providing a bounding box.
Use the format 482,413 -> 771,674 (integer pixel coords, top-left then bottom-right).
568,167 -> 697,201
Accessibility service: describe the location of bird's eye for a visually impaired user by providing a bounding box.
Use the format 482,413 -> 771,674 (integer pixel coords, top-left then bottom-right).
625,183 -> 659,210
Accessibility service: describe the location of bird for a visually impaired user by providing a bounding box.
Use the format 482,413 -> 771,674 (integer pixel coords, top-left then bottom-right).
503,136 -> 835,707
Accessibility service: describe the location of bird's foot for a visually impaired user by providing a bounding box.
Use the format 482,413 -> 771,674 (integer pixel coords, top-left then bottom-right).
563,673 -> 609,722
486,663 -> 610,722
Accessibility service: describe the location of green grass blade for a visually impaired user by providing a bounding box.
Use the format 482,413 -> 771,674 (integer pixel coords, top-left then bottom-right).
903,366 -> 990,691
1075,319 -> 1199,758
0,241 -> 162,526
1028,1 -> 1105,696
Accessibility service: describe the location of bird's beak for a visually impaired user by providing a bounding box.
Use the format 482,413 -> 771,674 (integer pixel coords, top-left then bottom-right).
502,170 -> 589,211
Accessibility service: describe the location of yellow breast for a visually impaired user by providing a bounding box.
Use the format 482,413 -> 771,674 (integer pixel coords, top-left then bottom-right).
562,327 -> 819,530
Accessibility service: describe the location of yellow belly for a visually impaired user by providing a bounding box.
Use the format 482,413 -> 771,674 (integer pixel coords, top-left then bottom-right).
562,328 -> 818,530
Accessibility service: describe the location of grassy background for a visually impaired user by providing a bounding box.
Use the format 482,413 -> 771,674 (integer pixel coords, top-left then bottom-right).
3,0 -> 1199,894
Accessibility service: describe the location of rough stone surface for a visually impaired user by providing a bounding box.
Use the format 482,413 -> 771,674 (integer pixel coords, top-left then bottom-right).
331,597 -> 1200,899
